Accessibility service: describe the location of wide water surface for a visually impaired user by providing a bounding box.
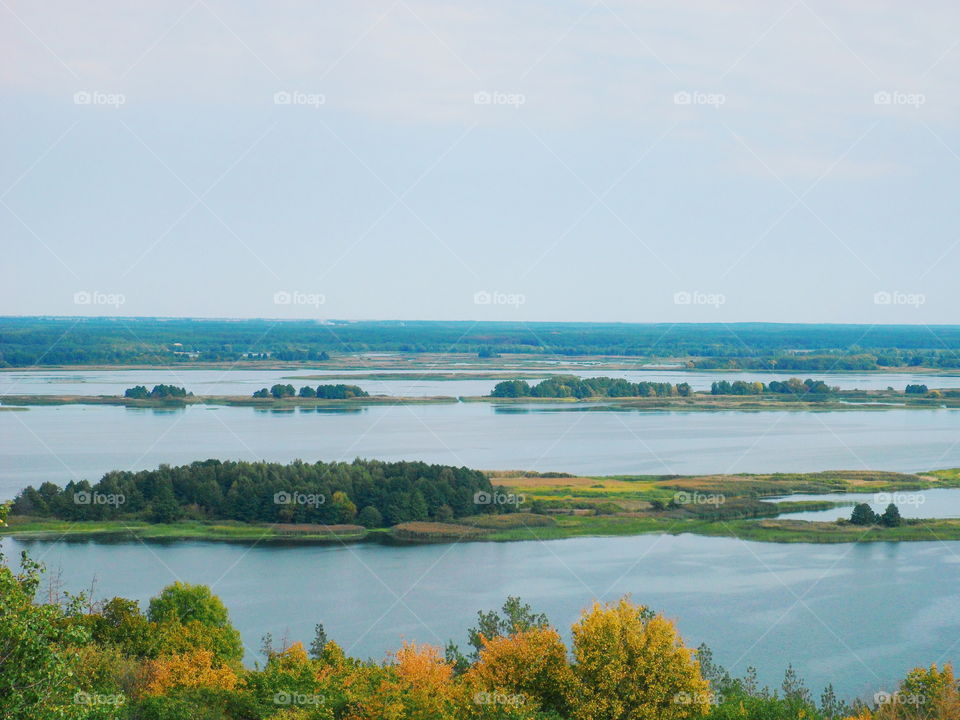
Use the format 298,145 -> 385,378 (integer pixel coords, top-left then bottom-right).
4,404 -> 960,499
5,532 -> 959,701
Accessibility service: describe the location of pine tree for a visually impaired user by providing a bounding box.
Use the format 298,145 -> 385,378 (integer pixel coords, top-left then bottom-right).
880,503 -> 902,527
850,503 -> 879,525
309,623 -> 327,659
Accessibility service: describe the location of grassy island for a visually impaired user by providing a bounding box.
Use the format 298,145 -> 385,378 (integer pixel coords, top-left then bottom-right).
0,393 -> 458,408
480,375 -> 960,410
5,380 -> 960,412
6,462 -> 960,546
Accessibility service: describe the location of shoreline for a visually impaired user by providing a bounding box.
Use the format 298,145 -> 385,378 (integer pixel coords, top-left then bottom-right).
7,513 -> 960,546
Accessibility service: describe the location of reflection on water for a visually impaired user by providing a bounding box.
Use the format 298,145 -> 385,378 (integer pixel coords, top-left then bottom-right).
492,405 -> 533,414
304,406 -> 366,414
125,407 -> 186,416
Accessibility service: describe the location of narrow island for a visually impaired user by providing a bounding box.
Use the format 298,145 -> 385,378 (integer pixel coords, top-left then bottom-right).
3,377 -> 959,412
6,460 -> 960,545
467,375 -> 960,410
0,383 -> 458,409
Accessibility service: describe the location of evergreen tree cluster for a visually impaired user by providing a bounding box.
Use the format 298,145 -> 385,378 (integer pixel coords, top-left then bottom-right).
252,383 -> 369,399
710,378 -> 836,395
12,458 -> 500,527
123,384 -> 191,399
491,375 -> 692,398
850,502 -> 902,527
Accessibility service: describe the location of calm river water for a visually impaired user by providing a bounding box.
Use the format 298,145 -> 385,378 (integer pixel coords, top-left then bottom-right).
3,532 -> 959,701
3,402 -> 960,500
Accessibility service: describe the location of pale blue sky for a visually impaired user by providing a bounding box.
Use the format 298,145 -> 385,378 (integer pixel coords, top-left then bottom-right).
2,0 -> 959,322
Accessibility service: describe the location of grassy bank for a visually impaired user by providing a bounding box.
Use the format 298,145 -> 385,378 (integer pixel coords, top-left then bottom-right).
9,513 -> 960,545
1,518 -> 369,542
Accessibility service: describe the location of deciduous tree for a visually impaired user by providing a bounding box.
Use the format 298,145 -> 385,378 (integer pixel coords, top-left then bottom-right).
569,597 -> 709,720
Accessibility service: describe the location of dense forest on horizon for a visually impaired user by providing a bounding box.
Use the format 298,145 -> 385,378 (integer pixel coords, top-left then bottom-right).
2,317 -> 960,368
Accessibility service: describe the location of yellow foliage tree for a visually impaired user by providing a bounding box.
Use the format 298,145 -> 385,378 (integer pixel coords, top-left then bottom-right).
569,597 -> 709,720
273,641 -> 310,669
347,642 -> 454,720
270,710 -> 315,720
138,649 -> 238,697
466,626 -> 575,716
869,663 -> 960,719
393,641 -> 453,692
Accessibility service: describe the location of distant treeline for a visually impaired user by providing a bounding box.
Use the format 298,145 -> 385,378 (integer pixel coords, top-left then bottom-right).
491,376 -> 692,398
123,384 -> 191,399
12,459 -> 503,527
710,378 -> 838,395
691,354 -> 881,371
3,317 -> 960,366
252,383 -> 368,399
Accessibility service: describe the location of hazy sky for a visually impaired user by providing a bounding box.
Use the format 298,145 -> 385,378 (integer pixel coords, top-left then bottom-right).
2,0 -> 958,322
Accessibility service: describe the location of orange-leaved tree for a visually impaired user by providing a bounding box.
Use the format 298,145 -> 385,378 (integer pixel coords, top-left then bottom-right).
858,663 -> 960,720
465,625 -> 575,717
137,648 -> 238,696
348,641 -> 455,720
